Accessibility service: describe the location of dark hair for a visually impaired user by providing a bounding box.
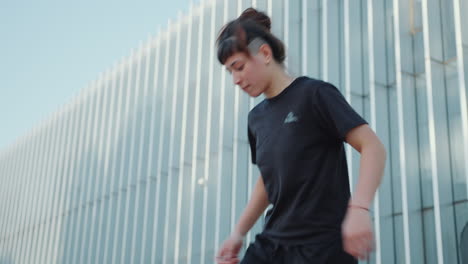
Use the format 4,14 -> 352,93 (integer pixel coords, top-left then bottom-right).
216,8 -> 286,65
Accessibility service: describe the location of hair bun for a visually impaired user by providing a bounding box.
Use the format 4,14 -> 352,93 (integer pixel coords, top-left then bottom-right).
238,8 -> 271,31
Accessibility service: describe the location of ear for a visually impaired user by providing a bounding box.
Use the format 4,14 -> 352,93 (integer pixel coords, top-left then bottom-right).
258,44 -> 273,64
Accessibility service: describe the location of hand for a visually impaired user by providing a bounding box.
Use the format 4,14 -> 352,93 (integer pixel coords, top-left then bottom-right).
215,232 -> 244,264
342,206 -> 374,260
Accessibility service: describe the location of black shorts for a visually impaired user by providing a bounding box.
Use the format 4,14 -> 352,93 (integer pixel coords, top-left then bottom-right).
240,234 -> 357,264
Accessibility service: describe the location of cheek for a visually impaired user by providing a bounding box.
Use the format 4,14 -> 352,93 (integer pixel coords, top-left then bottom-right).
251,69 -> 267,89
246,63 -> 263,83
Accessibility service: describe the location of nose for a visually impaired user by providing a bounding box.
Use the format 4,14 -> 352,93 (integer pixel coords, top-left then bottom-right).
233,72 -> 242,86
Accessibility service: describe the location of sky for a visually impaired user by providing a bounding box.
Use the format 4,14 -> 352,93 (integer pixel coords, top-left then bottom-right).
0,0 -> 199,151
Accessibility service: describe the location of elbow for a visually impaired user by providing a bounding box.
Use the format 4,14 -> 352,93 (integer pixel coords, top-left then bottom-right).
379,140 -> 387,162
362,138 -> 387,163
375,142 -> 387,179
375,139 -> 387,165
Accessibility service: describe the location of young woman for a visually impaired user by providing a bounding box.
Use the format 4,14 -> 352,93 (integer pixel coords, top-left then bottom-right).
215,8 -> 386,264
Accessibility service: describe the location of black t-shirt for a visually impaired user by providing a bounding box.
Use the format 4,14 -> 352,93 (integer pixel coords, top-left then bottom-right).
247,76 -> 368,245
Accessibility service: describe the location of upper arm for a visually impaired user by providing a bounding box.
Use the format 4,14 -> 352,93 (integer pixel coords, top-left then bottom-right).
345,124 -> 383,153
311,83 -> 368,141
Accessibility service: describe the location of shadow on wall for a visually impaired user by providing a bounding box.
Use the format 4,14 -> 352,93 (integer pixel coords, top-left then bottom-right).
462,222 -> 468,263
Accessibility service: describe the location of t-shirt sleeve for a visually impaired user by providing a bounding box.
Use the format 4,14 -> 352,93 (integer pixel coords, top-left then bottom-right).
247,124 -> 257,164
312,82 -> 368,142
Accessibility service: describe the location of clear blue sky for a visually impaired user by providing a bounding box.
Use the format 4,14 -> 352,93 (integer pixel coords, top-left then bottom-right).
0,0 -> 198,150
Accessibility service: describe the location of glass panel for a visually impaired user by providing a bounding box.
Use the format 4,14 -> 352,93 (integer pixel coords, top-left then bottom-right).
162,20 -> 183,264
120,46 -> 148,263
325,0 -> 343,87
11,140 -> 27,262
202,2 -> 225,247
47,106 -> 72,262
456,203 -> 468,263
81,77 -> 106,263
0,149 -> 16,262
59,95 -> 83,263
427,0 -> 444,62
177,10 -> 200,262
37,114 -> 60,263
62,95 -> 86,263
400,72 -> 425,263
88,73 -> 112,263
431,61 -> 458,263
107,60 -> 131,263
74,85 -> 100,264
129,42 -> 155,264
285,0 -> 301,76
304,0 -> 321,78
372,0 -> 388,86
213,0 -> 234,257
142,35 -> 164,264
155,28 -> 174,263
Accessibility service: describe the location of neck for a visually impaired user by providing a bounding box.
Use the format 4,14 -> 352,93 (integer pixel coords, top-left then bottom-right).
263,65 -> 295,99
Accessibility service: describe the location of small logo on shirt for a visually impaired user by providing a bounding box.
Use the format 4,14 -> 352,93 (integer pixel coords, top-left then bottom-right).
284,112 -> 299,123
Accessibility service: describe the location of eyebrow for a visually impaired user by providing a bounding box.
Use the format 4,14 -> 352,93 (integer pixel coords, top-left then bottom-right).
230,60 -> 239,68
225,60 -> 240,73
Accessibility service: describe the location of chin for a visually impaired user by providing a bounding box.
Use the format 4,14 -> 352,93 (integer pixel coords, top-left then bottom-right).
249,91 -> 262,98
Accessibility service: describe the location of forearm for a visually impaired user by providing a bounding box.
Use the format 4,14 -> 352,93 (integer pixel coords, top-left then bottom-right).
350,141 -> 386,209
233,176 -> 270,236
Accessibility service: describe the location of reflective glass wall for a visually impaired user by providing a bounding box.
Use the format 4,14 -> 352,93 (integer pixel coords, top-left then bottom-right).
1,0 -> 468,263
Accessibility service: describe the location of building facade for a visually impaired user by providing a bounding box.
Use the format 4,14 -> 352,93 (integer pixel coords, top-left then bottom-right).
1,0 -> 468,263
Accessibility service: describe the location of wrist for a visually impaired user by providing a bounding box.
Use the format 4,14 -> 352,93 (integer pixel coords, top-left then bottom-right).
348,204 -> 370,212
349,197 -> 371,209
231,231 -> 245,241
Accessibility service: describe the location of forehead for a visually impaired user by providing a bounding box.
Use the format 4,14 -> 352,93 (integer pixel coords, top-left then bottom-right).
224,52 -> 249,68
